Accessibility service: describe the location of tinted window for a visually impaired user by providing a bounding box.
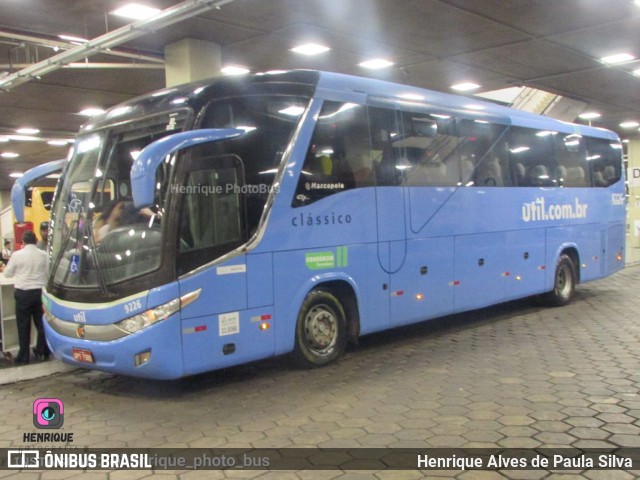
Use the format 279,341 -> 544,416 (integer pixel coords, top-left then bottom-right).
586,137 -> 622,187
554,133 -> 588,187
294,101 -> 371,206
508,127 -> 556,186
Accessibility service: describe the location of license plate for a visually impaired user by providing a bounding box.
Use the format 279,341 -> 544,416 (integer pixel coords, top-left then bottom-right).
72,348 -> 94,364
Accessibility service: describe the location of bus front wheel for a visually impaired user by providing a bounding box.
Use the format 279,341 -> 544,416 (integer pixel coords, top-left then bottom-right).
545,254 -> 576,307
293,289 -> 347,368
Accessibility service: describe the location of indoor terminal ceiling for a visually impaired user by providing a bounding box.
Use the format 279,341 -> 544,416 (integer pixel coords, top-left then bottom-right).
1,0 -> 640,190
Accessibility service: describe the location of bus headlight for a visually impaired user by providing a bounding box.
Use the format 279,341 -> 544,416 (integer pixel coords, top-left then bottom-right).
114,289 -> 201,334
116,298 -> 181,334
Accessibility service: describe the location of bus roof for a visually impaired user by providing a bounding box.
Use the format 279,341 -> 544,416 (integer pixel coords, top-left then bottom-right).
83,70 -> 618,142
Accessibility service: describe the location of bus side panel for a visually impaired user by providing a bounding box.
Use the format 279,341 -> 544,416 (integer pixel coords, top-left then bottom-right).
179,256 -> 274,375
606,223 -> 625,275
247,252 -> 274,308
272,243 -> 389,356
504,229 -> 546,301
180,307 -> 275,376
454,232 -> 507,312
389,236 -> 454,326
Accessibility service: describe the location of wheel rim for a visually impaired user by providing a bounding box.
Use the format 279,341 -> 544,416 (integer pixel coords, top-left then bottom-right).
303,304 -> 338,355
556,263 -> 572,298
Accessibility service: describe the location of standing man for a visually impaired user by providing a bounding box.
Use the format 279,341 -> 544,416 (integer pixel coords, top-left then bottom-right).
0,231 -> 49,364
37,221 -> 49,250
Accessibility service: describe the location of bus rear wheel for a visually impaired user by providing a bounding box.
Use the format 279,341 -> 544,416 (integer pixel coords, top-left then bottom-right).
545,254 -> 576,306
293,289 -> 347,368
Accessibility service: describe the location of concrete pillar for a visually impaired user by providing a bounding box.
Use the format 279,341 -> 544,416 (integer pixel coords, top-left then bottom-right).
626,140 -> 640,263
164,38 -> 221,87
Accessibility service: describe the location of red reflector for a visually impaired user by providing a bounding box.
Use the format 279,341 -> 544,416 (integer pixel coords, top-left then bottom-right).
502,272 -> 511,277
451,281 -> 460,286
260,314 -> 272,321
194,325 -> 207,332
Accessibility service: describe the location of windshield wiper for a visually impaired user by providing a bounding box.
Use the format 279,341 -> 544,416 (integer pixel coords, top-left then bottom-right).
83,219 -> 109,297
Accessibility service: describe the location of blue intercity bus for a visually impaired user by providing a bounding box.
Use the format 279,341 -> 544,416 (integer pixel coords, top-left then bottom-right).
33,70 -> 625,379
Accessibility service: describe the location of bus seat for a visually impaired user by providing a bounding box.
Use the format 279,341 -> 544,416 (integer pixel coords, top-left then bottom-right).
564,166 -> 586,187
405,160 -> 447,186
476,158 -> 502,186
593,170 -> 606,187
556,166 -> 567,185
603,165 -> 616,184
353,166 -> 372,185
514,163 -> 526,185
460,159 -> 474,184
528,165 -> 550,186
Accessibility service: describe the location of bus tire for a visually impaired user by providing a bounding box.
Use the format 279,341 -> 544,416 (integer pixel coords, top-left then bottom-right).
293,289 -> 347,368
545,254 -> 576,307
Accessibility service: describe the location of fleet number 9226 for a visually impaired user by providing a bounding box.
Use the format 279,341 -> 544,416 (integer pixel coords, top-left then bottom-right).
123,299 -> 143,314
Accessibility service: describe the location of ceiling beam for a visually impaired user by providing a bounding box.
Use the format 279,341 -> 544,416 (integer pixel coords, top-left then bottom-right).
0,29 -> 164,64
0,0 -> 236,91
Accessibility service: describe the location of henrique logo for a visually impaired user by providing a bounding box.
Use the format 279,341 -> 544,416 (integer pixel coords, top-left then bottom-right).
33,398 -> 64,429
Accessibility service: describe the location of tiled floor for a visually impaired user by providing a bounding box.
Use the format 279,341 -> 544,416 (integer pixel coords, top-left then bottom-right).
1,265 -> 640,478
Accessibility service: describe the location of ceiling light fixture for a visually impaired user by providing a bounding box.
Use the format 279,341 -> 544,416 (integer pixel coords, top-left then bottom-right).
451,82 -> 481,92
359,58 -> 394,69
16,127 -> 40,135
1,152 -> 19,158
9,172 -> 24,178
58,34 -> 88,44
290,43 -> 330,55
79,108 -> 106,117
601,53 -> 635,64
220,65 -> 250,75
579,112 -> 601,120
619,121 -> 640,128
111,3 -> 162,20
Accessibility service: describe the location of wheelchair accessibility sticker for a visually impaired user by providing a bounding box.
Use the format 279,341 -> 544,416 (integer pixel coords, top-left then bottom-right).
70,254 -> 80,274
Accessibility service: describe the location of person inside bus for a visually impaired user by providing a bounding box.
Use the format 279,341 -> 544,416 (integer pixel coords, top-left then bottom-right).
94,200 -> 125,242
2,240 -> 12,265
37,221 -> 49,250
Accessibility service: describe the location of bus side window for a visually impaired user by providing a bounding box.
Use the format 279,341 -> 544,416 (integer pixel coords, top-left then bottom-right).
400,111 -> 461,187
369,107 -> 402,187
508,127 -> 556,187
554,134 -> 588,187
293,101 -> 370,206
586,137 -> 622,187
457,119 -> 509,187
177,162 -> 246,275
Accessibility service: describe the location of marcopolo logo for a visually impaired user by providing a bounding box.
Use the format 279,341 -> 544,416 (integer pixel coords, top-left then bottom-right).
33,398 -> 64,429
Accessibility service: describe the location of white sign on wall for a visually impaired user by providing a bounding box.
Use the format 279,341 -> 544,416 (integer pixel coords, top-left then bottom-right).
630,167 -> 640,188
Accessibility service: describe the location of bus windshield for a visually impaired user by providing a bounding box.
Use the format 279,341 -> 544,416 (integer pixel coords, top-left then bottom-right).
49,94 -> 309,297
49,115 -> 183,293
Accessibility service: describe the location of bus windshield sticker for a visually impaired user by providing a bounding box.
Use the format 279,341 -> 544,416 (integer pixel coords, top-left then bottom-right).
69,254 -> 80,274
305,246 -> 348,270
